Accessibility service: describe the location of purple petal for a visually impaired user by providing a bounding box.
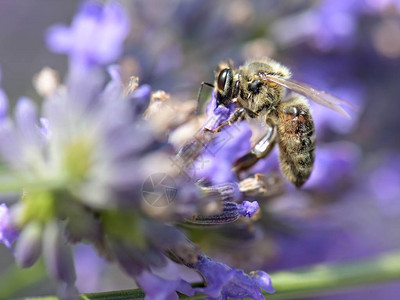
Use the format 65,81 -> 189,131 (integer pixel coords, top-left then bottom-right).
43,221 -> 76,285
0,88 -> 8,122
151,260 -> 195,296
66,63 -> 106,112
39,117 -> 51,139
0,119 -> 22,167
194,122 -> 252,184
251,270 -> 275,294
46,25 -> 73,54
107,64 -> 121,82
15,97 -> 41,146
204,92 -> 236,130
129,84 -> 152,117
109,239 -> 147,277
193,254 -> 274,299
135,269 -> 194,300
101,65 -> 123,102
193,255 -> 236,297
74,244 -> 106,292
238,201 -> 259,218
14,222 -> 42,267
0,203 -> 19,250
94,2 -> 130,64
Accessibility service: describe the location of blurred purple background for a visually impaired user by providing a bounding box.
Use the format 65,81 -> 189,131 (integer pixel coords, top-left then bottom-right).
1,0 -> 400,298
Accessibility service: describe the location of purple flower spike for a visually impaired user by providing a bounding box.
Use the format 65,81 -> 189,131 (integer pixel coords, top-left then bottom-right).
0,203 -> 19,250
193,254 -> 274,300
46,1 -> 130,67
189,201 -> 258,225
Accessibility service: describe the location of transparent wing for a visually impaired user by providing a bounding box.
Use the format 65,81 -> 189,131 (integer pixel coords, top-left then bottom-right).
262,74 -> 355,118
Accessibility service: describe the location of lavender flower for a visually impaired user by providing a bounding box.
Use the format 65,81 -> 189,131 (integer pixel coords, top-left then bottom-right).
0,1 -> 190,297
190,253 -> 274,300
0,2 -> 274,299
271,0 -> 363,51
46,1 -> 130,67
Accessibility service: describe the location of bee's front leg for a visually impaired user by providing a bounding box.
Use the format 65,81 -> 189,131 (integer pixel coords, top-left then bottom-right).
207,107 -> 258,133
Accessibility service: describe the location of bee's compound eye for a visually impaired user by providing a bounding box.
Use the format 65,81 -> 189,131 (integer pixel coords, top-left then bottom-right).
217,68 -> 230,91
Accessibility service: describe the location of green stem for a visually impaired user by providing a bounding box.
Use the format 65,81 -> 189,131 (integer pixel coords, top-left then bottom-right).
268,250 -> 400,299
20,250 -> 400,300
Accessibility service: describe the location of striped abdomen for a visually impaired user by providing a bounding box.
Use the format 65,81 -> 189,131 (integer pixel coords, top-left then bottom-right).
276,95 -> 315,187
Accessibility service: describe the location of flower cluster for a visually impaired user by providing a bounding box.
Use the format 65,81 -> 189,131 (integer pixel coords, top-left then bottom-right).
0,1 -> 273,299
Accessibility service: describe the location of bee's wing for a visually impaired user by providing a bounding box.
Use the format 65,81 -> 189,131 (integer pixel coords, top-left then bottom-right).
263,74 -> 354,118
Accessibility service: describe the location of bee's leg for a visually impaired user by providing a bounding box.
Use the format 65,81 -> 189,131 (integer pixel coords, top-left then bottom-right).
210,107 -> 258,132
196,82 -> 214,114
233,119 -> 276,174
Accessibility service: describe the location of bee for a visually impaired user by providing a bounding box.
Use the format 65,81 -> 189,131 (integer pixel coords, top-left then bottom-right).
200,58 -> 352,188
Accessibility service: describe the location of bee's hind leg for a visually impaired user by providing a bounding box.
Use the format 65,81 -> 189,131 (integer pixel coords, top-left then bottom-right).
233,119 -> 276,174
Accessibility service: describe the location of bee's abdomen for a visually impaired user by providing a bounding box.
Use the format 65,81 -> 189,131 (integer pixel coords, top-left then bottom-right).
276,96 -> 315,187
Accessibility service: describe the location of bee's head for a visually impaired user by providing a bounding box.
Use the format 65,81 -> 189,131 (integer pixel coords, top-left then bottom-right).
215,68 -> 234,107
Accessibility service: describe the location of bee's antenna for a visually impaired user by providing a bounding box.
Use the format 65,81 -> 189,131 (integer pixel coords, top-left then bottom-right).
196,81 -> 214,114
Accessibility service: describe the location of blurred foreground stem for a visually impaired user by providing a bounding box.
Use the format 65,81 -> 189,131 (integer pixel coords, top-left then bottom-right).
19,250 -> 400,299
0,176 -> 67,194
